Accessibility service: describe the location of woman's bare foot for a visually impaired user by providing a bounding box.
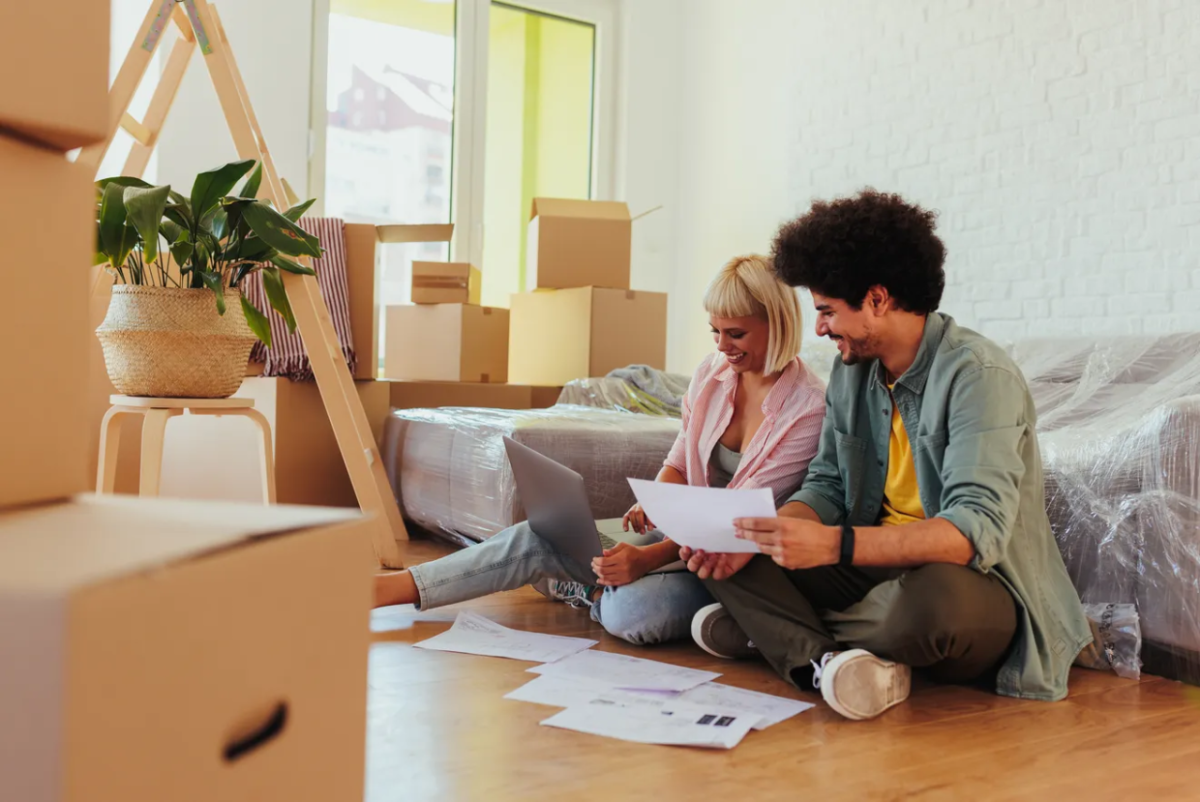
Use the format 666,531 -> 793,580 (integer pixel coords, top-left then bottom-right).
374,570 -> 420,608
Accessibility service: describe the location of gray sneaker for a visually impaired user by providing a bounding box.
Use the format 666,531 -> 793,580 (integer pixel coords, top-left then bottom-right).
691,603 -> 759,659
534,578 -> 596,609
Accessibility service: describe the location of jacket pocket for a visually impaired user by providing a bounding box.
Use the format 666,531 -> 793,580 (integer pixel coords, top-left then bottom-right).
915,430 -> 949,475
834,429 -> 868,514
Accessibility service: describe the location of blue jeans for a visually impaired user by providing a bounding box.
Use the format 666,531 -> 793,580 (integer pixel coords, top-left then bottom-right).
407,521 -> 713,646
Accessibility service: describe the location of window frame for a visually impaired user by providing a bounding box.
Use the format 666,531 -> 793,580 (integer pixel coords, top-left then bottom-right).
306,0 -> 621,269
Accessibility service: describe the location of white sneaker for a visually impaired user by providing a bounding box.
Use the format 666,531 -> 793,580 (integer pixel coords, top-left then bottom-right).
690,603 -> 760,659
812,649 -> 911,720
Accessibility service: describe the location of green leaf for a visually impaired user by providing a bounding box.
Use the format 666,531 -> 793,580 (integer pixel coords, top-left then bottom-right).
241,202 -> 322,258
200,270 -> 226,315
283,198 -> 316,222
190,159 -> 255,224
239,163 -> 263,199
269,254 -> 316,276
241,295 -> 273,348
232,262 -> 259,286
211,207 -> 229,240
160,219 -> 182,244
169,230 -> 194,270
99,183 -> 137,269
123,185 -> 171,265
96,176 -> 153,193
226,235 -> 273,263
260,267 -> 297,333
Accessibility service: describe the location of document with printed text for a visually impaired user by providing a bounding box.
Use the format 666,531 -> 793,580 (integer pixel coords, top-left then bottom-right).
627,479 -> 774,554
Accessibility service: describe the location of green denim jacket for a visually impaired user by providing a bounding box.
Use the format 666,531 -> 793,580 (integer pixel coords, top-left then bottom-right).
790,313 -> 1090,701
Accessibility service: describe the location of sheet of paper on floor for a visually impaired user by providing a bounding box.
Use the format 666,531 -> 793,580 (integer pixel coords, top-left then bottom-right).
529,649 -> 720,692
627,479 -> 773,554
506,675 -> 811,730
541,699 -> 757,749
413,610 -> 596,663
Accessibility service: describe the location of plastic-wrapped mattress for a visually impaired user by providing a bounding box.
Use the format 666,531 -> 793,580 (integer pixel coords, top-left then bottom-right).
383,405 -> 681,546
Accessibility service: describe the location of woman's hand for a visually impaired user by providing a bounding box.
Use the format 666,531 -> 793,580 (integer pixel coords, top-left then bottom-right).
734,517 -> 840,569
678,547 -> 755,580
622,503 -> 654,535
592,542 -> 652,587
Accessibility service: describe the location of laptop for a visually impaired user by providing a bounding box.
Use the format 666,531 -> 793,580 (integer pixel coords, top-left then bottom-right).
502,436 -> 683,573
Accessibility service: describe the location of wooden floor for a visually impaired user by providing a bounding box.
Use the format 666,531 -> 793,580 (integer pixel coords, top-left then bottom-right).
366,538 -> 1200,802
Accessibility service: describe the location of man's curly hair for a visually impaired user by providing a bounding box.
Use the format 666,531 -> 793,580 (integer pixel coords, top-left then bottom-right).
771,189 -> 946,314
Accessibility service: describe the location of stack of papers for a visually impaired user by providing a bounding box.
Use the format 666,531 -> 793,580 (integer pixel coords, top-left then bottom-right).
413,611 -> 814,749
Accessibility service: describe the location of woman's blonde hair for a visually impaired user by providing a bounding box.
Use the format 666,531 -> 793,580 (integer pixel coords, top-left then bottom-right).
702,254 -> 803,375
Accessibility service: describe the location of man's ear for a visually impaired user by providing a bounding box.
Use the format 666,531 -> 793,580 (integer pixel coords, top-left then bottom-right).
865,285 -> 891,316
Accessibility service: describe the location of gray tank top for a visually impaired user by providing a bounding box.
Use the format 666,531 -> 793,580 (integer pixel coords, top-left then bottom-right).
709,443 -> 744,489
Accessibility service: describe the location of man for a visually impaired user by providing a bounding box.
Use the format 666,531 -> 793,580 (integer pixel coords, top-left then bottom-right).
683,189 -> 1090,721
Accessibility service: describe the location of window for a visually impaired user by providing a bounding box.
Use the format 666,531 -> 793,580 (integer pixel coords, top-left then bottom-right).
310,0 -> 617,373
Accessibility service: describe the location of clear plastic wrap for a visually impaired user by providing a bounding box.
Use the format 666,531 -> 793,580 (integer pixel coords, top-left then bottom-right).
557,377 -> 682,416
383,405 -> 682,545
1077,603 -> 1143,680
1009,333 -> 1200,685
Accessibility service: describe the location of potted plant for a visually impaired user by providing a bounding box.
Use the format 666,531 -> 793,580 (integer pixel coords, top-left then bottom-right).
94,159 -> 321,398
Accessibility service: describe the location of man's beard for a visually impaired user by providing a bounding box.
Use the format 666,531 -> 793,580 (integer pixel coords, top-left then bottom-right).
833,333 -> 877,365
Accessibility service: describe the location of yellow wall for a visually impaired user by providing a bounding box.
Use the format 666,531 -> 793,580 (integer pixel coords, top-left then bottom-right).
481,6 -> 595,305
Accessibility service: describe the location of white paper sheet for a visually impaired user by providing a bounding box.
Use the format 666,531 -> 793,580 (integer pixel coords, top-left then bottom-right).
528,649 -> 720,692
541,700 -> 757,749
505,676 -> 811,731
627,479 -> 775,554
413,611 -> 596,663
675,682 -> 814,730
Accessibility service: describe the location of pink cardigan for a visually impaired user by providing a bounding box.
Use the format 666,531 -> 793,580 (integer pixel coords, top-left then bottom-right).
663,353 -> 827,505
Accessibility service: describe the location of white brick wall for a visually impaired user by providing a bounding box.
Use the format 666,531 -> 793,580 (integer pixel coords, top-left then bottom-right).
780,0 -> 1200,344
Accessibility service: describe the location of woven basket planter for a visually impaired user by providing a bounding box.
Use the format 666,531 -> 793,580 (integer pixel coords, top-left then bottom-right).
96,286 -> 257,398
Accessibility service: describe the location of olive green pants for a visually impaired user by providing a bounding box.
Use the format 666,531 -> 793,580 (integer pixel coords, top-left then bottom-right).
702,557 -> 1017,688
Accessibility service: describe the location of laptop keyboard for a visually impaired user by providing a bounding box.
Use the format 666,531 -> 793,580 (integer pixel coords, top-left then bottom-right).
598,533 -> 618,550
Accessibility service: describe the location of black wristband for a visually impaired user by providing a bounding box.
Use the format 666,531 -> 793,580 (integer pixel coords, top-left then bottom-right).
839,523 -> 855,566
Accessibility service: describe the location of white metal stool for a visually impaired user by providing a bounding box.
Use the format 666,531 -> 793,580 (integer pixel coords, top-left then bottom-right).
96,395 -> 276,502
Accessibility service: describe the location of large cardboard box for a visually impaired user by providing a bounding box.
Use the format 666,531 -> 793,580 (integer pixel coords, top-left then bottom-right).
1,134 -> 93,508
148,378 -> 392,507
388,380 -> 560,410
0,495 -> 374,802
526,198 -> 631,291
343,222 -> 381,380
0,5 -> 109,151
384,304 -> 509,383
508,287 -> 667,386
411,261 -> 481,305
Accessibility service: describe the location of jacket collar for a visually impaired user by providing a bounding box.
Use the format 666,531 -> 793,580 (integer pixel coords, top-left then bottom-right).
870,312 -> 947,395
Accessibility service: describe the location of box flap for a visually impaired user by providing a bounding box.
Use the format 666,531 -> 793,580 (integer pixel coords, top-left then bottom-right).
530,198 -> 630,221
412,261 -> 474,279
377,223 -> 454,243
0,496 -> 362,594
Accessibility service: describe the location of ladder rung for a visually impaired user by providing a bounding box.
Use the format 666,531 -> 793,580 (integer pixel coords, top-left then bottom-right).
120,113 -> 154,147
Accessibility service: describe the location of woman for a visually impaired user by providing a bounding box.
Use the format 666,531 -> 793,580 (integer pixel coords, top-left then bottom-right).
375,254 -> 827,645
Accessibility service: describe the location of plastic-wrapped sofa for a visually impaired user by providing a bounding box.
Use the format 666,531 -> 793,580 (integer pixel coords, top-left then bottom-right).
1009,333 -> 1200,684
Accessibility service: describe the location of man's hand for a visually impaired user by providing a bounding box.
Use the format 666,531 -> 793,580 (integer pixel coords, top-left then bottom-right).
678,547 -> 754,580
592,542 -> 652,587
622,503 -> 654,535
734,517 -> 841,570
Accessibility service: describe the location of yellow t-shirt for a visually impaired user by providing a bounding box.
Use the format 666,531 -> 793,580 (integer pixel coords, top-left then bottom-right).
880,388 -> 925,527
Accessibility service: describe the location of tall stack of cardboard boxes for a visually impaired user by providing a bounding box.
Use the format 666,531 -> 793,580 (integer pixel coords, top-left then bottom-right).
0,7 -> 374,798
509,199 -> 668,386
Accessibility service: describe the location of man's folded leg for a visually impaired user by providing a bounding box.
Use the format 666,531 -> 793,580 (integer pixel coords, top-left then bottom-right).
824,562 -> 1018,684
698,556 -> 876,688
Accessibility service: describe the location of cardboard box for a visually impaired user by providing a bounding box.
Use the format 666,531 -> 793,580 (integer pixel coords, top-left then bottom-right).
0,495 -> 374,802
526,198 -> 631,291
1,134 -> 93,508
344,222 -> 381,379
508,287 -> 667,386
147,378 -> 392,507
411,261 -> 481,305
388,380 -> 561,410
384,304 -> 509,383
0,5 -> 109,150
